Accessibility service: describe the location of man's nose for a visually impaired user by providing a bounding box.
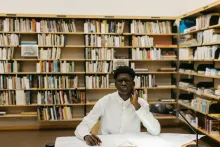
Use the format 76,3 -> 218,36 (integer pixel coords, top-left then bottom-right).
122,81 -> 126,85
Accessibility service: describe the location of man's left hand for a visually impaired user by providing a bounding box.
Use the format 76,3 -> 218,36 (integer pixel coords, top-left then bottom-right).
130,90 -> 141,110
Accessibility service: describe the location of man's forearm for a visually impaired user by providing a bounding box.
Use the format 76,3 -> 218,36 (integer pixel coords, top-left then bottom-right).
136,107 -> 161,135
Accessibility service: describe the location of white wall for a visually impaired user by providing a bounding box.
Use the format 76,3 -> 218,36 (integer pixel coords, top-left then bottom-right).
0,0 -> 217,16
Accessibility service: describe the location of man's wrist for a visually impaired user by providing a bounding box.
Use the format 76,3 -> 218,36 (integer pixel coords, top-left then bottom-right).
132,102 -> 141,110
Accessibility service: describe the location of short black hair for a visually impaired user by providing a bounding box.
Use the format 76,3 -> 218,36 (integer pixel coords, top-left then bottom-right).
113,66 -> 135,80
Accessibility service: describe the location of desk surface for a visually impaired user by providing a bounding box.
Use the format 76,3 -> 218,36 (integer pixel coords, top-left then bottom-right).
55,132 -> 204,147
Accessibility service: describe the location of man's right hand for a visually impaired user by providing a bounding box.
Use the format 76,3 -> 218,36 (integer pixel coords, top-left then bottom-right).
84,134 -> 102,146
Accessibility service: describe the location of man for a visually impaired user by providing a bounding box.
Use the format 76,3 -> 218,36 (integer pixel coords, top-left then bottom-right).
75,66 -> 161,146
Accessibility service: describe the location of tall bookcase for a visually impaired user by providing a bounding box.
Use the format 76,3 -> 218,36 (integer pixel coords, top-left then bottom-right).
0,0 -> 219,143
178,1 -> 220,143
0,14 -> 178,129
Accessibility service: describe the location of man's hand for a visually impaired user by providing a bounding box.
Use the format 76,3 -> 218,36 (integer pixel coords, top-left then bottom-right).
84,134 -> 102,146
130,89 -> 141,110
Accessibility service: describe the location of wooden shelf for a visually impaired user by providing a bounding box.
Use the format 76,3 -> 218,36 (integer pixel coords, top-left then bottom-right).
64,45 -> 85,48
86,101 -> 176,106
38,103 -> 85,106
0,114 -> 37,118
148,101 -> 176,104
130,59 -> 177,61
0,31 -> 85,34
39,117 -> 83,122
0,45 -> 17,47
85,59 -> 112,61
178,102 -> 220,120
179,59 -> 213,62
86,72 -> 111,74
180,42 -> 220,48
0,88 -> 85,91
85,32 -> 131,35
132,45 -> 178,48
1,59 -> 86,61
10,72 -> 86,74
180,24 -> 220,36
179,118 -> 220,142
85,46 -> 132,48
179,87 -> 220,100
154,115 -> 176,120
86,88 -> 116,90
133,33 -> 178,36
135,72 -> 176,74
179,72 -> 220,79
37,87 -> 85,90
0,104 -> 38,107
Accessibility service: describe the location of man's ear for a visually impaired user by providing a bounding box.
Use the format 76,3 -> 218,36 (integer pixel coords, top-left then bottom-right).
133,81 -> 135,87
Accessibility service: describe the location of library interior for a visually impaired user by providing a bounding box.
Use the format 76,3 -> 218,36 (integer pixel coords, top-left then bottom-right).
0,0 -> 219,147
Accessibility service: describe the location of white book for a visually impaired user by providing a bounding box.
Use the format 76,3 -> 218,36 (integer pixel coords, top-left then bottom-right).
15,90 -> 25,105
36,22 -> 41,33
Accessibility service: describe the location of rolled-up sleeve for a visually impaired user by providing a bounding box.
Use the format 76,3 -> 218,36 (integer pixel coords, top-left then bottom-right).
135,99 -> 161,136
74,100 -> 103,140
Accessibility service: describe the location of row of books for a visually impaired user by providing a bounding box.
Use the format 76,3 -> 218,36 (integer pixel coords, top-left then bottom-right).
85,35 -> 125,47
179,45 -> 220,60
37,75 -> 78,89
179,111 -> 219,136
86,61 -> 112,73
134,75 -> 156,88
86,75 -> 109,89
183,14 -> 220,33
37,90 -> 85,105
85,48 -> 114,60
130,20 -> 172,34
0,75 -> 79,89
0,18 -> 77,32
36,60 -> 60,73
0,34 -> 19,46
38,34 -> 66,46
39,47 -> 61,60
84,20 -> 124,33
132,48 -> 177,60
0,47 -> 14,60
196,14 -> 220,30
132,36 -> 154,47
179,80 -> 220,96
191,97 -> 216,114
38,106 -> 73,120
0,61 -> 20,73
131,48 -> 161,60
0,90 -> 31,105
202,29 -> 220,44
0,18 -> 175,34
180,29 -> 220,46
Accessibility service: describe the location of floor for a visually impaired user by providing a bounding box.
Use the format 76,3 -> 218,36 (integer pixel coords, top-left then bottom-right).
0,126 -> 218,147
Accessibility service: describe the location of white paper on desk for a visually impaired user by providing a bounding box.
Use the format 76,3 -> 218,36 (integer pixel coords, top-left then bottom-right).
55,132 -> 204,147
55,133 -> 172,147
159,133 -> 205,147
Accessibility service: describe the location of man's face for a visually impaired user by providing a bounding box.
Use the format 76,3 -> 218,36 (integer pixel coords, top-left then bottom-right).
115,73 -> 134,95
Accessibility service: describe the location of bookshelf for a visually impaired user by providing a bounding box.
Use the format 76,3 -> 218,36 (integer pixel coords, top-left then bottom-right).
0,14 -> 178,130
178,1 -> 220,142
0,0 -> 219,143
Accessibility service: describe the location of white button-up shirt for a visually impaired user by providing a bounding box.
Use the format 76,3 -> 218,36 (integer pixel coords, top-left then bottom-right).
75,91 -> 161,140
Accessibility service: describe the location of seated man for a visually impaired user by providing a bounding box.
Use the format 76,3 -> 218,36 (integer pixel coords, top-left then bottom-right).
75,66 -> 161,146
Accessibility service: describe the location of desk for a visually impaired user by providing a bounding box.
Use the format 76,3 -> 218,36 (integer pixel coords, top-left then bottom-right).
55,132 -> 204,147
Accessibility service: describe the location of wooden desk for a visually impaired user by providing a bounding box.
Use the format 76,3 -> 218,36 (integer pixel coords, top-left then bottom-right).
55,133 -> 199,147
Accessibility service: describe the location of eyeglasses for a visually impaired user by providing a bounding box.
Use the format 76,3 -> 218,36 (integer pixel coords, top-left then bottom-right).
116,78 -> 133,83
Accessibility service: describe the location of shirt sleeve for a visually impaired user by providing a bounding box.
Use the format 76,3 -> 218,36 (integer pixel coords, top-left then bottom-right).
135,98 -> 161,136
74,99 -> 104,140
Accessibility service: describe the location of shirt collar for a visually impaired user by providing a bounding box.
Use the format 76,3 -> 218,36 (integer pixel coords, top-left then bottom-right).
115,91 -> 131,106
